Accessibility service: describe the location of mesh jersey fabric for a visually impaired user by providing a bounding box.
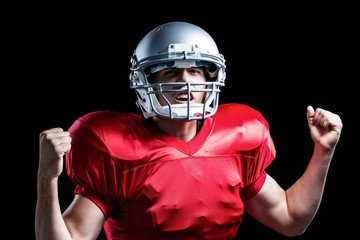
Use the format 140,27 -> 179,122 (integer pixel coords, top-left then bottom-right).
66,103 -> 276,240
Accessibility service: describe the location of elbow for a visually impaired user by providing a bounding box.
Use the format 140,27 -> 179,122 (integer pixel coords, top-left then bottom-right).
278,224 -> 309,237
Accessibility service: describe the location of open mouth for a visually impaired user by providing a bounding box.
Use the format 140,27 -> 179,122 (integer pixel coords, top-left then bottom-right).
175,93 -> 194,103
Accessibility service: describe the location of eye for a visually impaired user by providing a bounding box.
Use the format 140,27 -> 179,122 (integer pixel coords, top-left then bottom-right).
189,67 -> 205,75
153,68 -> 178,82
162,68 -> 178,75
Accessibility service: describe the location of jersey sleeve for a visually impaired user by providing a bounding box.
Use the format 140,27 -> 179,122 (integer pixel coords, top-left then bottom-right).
216,103 -> 276,201
65,112 -> 119,217
238,106 -> 275,201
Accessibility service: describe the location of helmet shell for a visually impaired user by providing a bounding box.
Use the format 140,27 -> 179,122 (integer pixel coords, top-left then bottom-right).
132,21 -> 223,68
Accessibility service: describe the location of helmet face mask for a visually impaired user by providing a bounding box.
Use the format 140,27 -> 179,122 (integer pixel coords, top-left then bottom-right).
129,21 -> 226,120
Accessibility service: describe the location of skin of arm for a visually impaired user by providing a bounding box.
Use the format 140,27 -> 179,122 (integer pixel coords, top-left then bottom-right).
35,128 -> 105,240
244,106 -> 343,237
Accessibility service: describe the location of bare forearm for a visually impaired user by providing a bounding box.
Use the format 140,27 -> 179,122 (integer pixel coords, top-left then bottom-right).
286,145 -> 335,231
35,176 -> 72,240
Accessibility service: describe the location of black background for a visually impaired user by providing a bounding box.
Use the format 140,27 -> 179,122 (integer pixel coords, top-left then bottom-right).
4,1 -> 359,239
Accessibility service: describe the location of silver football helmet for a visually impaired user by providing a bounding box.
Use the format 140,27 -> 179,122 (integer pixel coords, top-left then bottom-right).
129,21 -> 226,120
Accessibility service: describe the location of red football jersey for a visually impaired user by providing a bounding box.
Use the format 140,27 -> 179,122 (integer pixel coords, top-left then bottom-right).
66,103 -> 276,239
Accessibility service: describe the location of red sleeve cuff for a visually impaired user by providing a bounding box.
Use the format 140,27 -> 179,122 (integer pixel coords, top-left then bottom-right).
240,172 -> 267,201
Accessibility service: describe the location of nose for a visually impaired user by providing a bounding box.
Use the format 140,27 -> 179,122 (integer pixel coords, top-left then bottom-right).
176,69 -> 192,83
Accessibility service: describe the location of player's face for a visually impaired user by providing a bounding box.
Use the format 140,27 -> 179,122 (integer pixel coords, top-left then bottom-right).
153,67 -> 207,106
